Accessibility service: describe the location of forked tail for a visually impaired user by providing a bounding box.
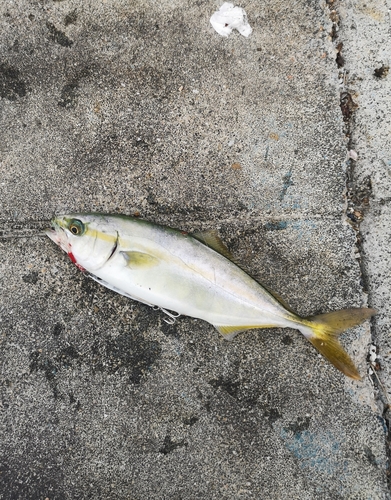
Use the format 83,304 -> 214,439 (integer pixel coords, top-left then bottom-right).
299,308 -> 376,379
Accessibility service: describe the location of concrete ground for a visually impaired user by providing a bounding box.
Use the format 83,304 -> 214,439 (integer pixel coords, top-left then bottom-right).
0,0 -> 389,498
339,0 -> 391,441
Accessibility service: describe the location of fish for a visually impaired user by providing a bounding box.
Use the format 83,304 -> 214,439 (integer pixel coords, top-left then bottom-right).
46,213 -> 376,380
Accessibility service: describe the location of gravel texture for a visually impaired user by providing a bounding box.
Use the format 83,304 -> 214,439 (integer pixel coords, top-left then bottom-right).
0,1 -> 389,498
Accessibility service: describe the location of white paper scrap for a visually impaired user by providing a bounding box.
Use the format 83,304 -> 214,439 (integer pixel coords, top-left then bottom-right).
210,3 -> 252,38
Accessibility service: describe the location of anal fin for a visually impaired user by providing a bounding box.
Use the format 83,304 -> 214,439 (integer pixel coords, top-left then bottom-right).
214,324 -> 274,340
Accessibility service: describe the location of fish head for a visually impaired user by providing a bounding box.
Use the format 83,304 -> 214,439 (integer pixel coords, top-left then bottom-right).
46,214 -> 119,272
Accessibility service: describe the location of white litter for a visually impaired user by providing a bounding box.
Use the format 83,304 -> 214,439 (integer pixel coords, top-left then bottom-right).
348,149 -> 358,161
210,3 -> 252,38
369,344 -> 377,365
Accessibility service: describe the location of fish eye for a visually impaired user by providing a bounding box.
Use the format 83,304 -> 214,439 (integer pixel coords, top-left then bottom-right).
68,219 -> 85,236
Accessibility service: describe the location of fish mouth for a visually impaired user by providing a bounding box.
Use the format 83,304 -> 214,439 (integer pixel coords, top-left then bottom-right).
45,219 -> 61,241
45,226 -> 57,241
45,219 -> 69,253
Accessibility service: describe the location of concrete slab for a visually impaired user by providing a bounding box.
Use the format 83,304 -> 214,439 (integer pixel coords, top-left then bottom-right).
337,0 -> 391,482
0,0 -> 389,498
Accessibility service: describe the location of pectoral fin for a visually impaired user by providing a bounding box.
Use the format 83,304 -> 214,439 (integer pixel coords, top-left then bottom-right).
121,251 -> 159,269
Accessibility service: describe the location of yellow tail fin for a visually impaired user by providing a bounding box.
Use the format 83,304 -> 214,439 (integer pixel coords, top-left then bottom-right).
302,308 -> 376,380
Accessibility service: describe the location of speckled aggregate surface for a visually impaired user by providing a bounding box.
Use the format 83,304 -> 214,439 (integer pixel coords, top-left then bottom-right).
0,1 -> 389,499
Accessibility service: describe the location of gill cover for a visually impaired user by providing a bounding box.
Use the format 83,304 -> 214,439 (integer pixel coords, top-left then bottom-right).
49,215 -> 119,271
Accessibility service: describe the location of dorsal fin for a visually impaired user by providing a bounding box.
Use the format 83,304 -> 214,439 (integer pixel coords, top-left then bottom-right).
191,230 -> 235,262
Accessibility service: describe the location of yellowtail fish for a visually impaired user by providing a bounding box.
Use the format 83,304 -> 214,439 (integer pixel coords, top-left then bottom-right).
46,213 -> 375,379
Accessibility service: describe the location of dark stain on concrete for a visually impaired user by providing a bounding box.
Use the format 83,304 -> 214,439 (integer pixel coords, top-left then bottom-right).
183,416 -> 199,426
22,271 -> 39,284
279,170 -> 294,201
104,333 -> 162,384
58,81 -> 78,108
264,221 -> 288,231
46,22 -> 73,47
374,65 -> 389,79
209,377 -> 240,399
0,459 -> 66,500
336,42 -> 344,68
64,9 -> 78,27
52,323 -> 64,336
265,407 -> 282,424
282,334 -> 294,345
285,416 -> 311,434
29,345 -> 79,398
158,434 -> 187,454
364,445 -> 379,466
0,62 -> 27,100
30,352 -> 58,382
159,318 -> 181,339
56,345 -> 80,367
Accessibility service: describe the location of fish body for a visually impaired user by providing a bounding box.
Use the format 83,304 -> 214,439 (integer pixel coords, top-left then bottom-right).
47,213 -> 375,379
